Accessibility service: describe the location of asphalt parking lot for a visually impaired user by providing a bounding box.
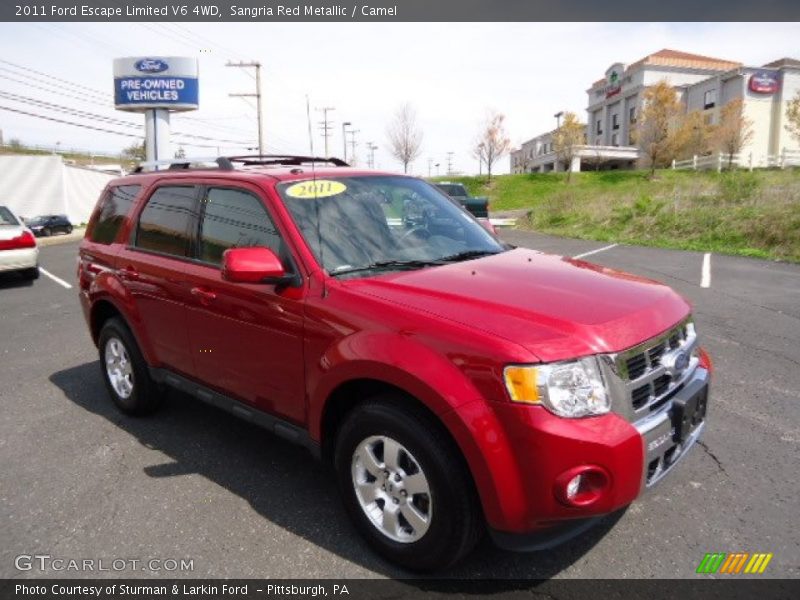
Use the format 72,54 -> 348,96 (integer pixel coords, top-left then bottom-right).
1,234 -> 798,579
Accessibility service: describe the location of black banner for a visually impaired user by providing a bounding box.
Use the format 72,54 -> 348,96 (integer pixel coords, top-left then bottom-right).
3,0 -> 800,22
3,579 -> 800,600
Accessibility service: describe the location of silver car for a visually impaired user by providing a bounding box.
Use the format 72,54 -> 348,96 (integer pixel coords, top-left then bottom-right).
0,205 -> 39,280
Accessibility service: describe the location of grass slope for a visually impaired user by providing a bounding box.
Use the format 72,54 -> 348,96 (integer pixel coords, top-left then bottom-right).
439,170 -> 800,262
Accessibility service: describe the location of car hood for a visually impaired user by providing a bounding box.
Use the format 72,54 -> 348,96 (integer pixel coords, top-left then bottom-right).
343,248 -> 690,362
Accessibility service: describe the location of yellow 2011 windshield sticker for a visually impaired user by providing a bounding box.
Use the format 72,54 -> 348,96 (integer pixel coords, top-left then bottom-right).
285,180 -> 347,199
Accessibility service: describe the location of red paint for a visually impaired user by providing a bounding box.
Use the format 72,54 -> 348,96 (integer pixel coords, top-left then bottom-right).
79,166 -> 700,536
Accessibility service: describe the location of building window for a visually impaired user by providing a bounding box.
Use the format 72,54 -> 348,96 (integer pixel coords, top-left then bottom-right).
611,133 -> 619,147
704,89 -> 717,110
629,106 -> 636,123
596,120 -> 603,135
612,114 -> 619,130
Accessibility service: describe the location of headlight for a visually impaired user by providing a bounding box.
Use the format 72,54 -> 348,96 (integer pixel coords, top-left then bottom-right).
503,357 -> 610,418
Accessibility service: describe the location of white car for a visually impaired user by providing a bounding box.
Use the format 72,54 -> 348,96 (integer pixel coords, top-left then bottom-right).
0,205 -> 39,280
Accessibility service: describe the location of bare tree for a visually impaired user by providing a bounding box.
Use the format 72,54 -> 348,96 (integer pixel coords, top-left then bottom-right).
712,99 -> 754,169
632,80 -> 684,176
474,111 -> 511,181
784,90 -> 800,145
672,110 -> 713,162
552,111 -> 585,182
121,140 -> 146,162
386,103 -> 423,173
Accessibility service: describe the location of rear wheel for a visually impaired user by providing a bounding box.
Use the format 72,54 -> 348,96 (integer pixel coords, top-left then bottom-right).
98,317 -> 163,415
334,396 -> 482,571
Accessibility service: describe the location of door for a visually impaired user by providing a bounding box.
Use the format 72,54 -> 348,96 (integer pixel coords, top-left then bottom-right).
115,185 -> 199,377
184,185 -> 306,424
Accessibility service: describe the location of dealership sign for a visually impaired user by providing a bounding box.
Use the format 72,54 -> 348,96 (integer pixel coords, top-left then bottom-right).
604,63 -> 626,98
748,70 -> 780,95
113,56 -> 199,111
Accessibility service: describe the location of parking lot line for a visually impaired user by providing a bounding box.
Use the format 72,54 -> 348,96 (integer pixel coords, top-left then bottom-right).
39,267 -> 73,289
572,243 -> 619,259
701,253 -> 711,288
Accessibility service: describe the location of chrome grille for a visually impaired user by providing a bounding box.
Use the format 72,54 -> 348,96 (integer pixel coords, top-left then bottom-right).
605,319 -> 700,421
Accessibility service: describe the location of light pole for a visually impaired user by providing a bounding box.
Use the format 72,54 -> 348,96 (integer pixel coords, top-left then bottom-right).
554,111 -> 564,129
342,121 -> 351,162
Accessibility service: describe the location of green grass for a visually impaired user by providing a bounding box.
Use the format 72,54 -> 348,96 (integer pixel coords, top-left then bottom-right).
440,169 -> 800,263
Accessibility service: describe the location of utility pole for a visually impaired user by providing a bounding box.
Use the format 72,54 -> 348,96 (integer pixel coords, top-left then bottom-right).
367,142 -> 378,169
347,129 -> 360,166
317,106 -> 335,157
342,121 -> 351,161
226,61 -> 263,155
435,162 -> 440,176
446,151 -> 455,176
427,157 -> 433,177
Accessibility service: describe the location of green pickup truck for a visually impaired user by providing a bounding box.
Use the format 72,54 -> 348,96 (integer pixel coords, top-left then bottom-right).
434,182 -> 489,218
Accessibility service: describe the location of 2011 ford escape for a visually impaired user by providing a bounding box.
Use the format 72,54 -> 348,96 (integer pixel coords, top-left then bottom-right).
78,155 -> 712,571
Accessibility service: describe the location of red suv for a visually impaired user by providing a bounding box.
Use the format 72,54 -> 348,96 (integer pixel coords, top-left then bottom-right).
78,156 -> 712,571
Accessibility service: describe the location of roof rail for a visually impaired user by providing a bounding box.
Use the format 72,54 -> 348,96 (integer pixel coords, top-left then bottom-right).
132,154 -> 349,174
225,155 -> 349,167
133,157 -> 233,173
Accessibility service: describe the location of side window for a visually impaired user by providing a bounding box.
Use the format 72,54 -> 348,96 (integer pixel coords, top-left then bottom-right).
198,187 -> 282,265
136,186 -> 198,257
89,185 -> 140,244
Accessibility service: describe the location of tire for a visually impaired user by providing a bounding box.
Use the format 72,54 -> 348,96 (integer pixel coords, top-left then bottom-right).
66,225 -> 73,234
43,227 -> 52,237
97,317 -> 163,416
334,396 -> 482,571
22,267 -> 39,280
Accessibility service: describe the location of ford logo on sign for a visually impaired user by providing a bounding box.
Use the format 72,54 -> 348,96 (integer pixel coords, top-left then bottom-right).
135,59 -> 169,74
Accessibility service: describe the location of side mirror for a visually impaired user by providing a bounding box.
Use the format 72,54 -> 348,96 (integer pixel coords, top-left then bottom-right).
222,247 -> 294,285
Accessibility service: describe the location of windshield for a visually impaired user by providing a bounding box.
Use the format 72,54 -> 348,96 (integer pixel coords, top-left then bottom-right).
279,175 -> 503,277
0,206 -> 20,226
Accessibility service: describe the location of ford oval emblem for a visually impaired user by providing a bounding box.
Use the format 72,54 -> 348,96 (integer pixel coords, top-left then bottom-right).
135,58 -> 169,74
674,351 -> 689,372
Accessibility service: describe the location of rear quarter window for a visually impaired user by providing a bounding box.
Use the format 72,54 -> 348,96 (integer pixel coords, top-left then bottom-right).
88,185 -> 141,244
135,186 -> 198,258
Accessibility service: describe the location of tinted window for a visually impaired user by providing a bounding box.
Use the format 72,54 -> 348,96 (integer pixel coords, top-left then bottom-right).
199,188 -> 282,265
89,185 -> 140,244
0,206 -> 19,226
436,184 -> 466,197
136,186 -> 197,257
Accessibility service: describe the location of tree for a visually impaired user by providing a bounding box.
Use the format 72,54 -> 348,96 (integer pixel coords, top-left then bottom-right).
632,80 -> 684,176
672,110 -> 713,162
713,99 -> 754,168
473,110 -> 511,181
121,140 -> 146,162
551,112 -> 585,182
784,90 -> 800,145
386,103 -> 423,174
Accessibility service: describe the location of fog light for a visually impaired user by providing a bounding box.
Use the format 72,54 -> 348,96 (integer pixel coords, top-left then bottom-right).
566,474 -> 583,500
554,466 -> 609,507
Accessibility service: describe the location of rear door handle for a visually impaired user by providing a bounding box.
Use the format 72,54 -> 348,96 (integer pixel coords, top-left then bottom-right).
121,265 -> 139,280
190,287 -> 217,302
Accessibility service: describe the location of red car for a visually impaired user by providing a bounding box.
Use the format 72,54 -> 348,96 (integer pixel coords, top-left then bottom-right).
78,156 -> 711,571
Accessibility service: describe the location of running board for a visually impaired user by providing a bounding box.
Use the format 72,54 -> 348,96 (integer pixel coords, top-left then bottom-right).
149,367 -> 321,459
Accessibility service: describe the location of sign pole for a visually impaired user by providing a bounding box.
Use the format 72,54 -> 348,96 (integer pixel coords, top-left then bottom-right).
144,109 -> 172,166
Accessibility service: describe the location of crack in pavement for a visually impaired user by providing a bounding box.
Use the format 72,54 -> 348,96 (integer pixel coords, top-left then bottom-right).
697,440 -> 727,475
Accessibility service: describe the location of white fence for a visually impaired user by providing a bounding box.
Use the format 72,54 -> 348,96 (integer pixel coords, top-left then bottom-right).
672,149 -> 800,172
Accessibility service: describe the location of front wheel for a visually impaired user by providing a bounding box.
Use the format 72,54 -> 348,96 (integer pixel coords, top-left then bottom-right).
98,317 -> 163,415
66,225 -> 73,234
334,397 -> 482,571
42,227 -> 52,237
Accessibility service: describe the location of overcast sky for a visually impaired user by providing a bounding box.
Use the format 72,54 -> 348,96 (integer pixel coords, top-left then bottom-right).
1,22 -> 798,175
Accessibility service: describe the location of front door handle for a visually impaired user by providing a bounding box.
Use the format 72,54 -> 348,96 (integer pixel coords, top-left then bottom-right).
191,287 -> 217,302
121,265 -> 139,280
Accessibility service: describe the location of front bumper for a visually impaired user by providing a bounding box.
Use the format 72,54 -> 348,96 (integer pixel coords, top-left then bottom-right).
457,365 -> 710,543
0,247 -> 38,272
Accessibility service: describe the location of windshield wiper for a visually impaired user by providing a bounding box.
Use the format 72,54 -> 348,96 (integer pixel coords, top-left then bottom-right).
330,259 -> 444,277
435,249 -> 503,263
